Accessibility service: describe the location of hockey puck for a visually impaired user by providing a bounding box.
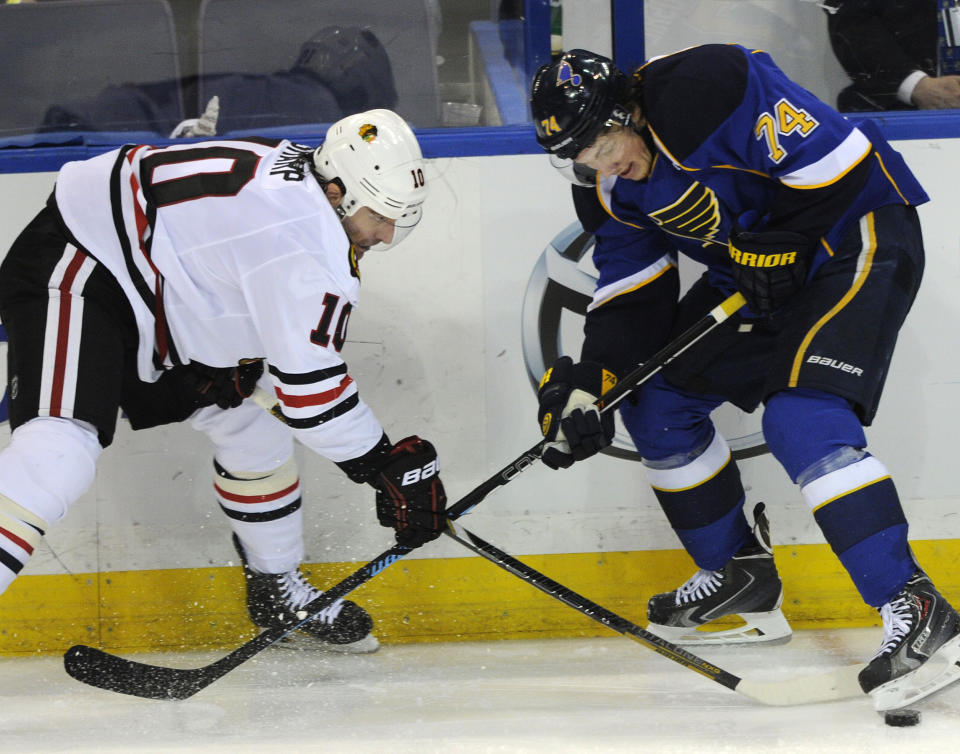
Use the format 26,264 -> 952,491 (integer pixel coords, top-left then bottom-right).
884,709 -> 921,727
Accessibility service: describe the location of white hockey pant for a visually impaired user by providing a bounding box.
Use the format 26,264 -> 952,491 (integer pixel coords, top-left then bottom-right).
0,417 -> 101,593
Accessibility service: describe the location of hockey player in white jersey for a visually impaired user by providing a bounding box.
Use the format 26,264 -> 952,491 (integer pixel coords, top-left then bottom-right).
0,109 -> 447,653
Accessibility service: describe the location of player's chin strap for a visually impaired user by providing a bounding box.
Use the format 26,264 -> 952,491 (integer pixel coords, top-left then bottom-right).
58,292 -> 866,707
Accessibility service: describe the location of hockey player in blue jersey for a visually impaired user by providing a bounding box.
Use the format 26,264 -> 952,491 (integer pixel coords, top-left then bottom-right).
529,44 -> 960,711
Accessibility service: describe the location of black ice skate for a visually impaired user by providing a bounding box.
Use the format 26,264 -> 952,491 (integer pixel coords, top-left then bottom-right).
232,534 -> 379,653
645,503 -> 792,645
858,571 -> 960,711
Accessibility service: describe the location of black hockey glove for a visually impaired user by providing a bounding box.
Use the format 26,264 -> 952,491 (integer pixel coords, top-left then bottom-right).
183,358 -> 264,410
371,436 -> 448,547
537,356 -> 617,470
728,228 -> 813,315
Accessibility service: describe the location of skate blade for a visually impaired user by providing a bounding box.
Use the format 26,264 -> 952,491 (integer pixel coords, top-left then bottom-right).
274,632 -> 381,654
646,609 -> 793,646
871,634 -> 960,711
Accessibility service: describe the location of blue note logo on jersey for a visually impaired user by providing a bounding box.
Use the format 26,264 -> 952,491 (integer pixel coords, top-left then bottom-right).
556,60 -> 582,87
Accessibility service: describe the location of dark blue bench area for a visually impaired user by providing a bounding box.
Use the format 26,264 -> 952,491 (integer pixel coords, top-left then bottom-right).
196,0 -> 441,130
0,0 -> 184,138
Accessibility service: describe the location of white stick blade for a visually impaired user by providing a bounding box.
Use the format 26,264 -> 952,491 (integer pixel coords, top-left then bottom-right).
736,665 -> 866,706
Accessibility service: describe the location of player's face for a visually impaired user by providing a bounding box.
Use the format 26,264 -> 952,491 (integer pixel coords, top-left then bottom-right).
575,125 -> 653,181
341,207 -> 397,257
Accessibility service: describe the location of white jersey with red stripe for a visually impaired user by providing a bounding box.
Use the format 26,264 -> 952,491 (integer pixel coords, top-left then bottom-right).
53,138 -> 384,462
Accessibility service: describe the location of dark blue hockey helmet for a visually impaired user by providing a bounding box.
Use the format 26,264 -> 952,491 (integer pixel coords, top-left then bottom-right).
530,49 -> 631,161
294,25 -> 398,112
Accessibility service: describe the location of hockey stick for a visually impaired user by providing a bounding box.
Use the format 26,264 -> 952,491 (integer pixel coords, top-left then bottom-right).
63,292 -> 746,700
443,520 -> 866,706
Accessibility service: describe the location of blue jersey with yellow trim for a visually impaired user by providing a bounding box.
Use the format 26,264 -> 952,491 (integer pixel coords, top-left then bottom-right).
588,44 -> 928,308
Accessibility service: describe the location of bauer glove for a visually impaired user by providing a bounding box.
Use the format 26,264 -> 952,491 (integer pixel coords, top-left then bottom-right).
537,356 -> 617,470
371,436 -> 447,547
728,228 -> 812,315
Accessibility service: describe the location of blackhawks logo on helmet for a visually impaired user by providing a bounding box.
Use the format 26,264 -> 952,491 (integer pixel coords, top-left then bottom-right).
358,124 -> 378,142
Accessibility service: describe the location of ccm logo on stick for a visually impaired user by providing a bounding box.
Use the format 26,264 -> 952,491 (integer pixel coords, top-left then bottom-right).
401,461 -> 439,485
806,355 -> 863,376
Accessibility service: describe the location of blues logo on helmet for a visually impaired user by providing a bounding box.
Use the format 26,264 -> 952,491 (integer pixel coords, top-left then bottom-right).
556,60 -> 583,87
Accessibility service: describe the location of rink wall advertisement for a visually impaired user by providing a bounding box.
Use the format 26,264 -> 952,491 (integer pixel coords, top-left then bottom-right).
1,142 -> 959,652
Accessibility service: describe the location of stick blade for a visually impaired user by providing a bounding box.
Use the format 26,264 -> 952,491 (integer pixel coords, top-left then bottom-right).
64,644 -> 206,700
735,664 -> 866,706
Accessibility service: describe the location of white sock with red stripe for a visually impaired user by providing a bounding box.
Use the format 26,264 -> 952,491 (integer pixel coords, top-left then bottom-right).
0,493 -> 47,593
214,456 -> 305,573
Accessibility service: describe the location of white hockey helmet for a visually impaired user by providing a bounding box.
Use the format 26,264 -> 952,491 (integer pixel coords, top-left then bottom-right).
313,109 -> 427,250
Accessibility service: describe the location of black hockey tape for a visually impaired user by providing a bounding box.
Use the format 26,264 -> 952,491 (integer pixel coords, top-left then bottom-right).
883,709 -> 921,727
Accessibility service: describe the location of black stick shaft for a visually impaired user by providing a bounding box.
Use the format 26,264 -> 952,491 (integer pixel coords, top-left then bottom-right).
443,521 -> 742,692
596,291 -> 745,414
63,292 -> 745,699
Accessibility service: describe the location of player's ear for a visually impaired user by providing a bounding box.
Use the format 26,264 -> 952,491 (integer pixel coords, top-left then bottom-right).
324,182 -> 343,208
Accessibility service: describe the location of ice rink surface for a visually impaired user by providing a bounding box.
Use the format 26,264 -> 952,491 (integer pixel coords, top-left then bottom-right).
2,628 -> 958,753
